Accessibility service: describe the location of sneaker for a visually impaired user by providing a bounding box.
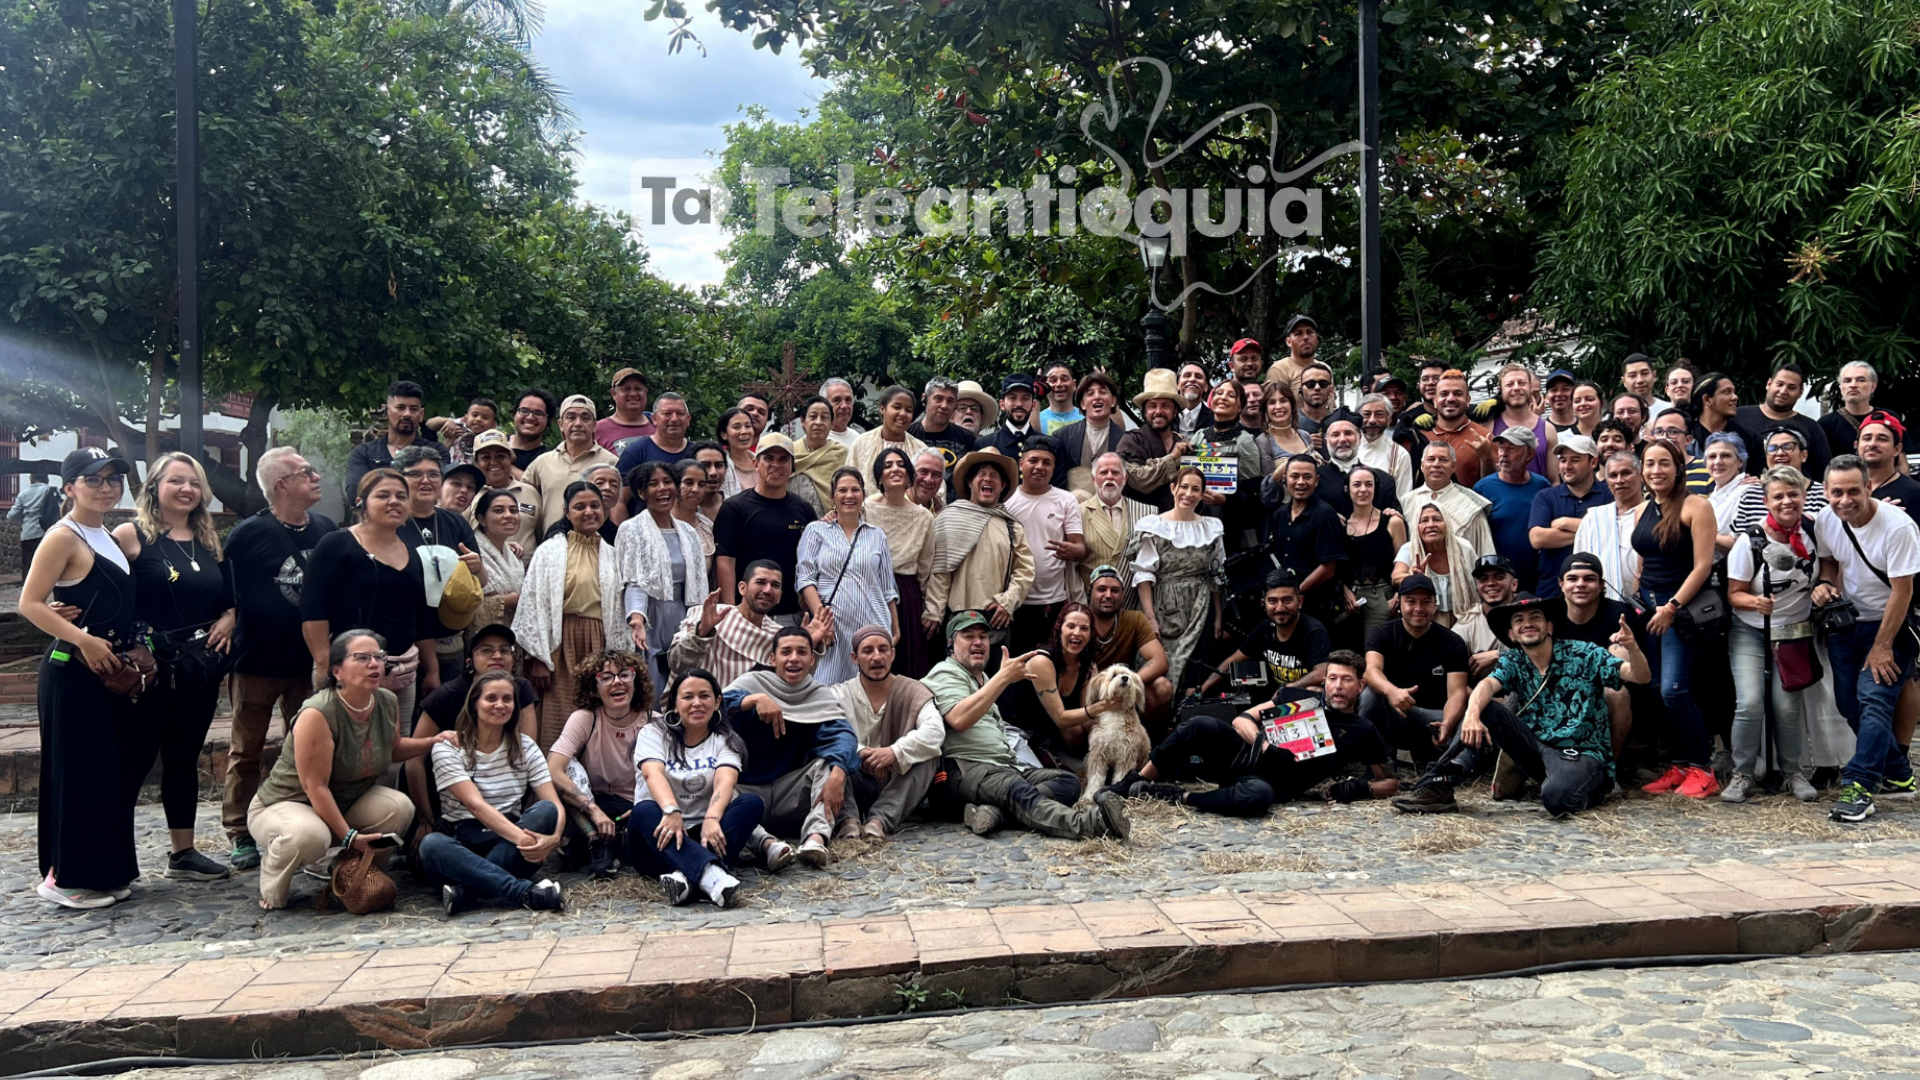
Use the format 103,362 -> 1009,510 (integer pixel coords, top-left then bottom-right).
1720,773 -> 1755,803
797,836 -> 830,868
108,886 -> 133,902
1124,780 -> 1185,804
1093,789 -> 1133,841
659,871 -> 692,906
1878,775 -> 1918,799
229,838 -> 261,871
1491,752 -> 1526,801
166,848 -> 231,881
526,879 -> 564,911
1677,766 -> 1721,799
761,837 -> 796,873
962,804 -> 1004,836
1391,782 -> 1458,814
1641,765 -> 1688,794
702,870 -> 740,909
861,819 -> 890,842
585,836 -> 616,880
1785,773 -> 1819,802
1831,783 -> 1876,823
442,883 -> 467,918
37,874 -> 115,910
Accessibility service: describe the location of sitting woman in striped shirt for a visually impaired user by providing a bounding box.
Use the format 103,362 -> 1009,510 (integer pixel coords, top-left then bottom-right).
420,672 -> 568,917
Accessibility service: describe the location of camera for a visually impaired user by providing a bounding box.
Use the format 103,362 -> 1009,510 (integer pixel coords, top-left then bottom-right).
1814,598 -> 1858,635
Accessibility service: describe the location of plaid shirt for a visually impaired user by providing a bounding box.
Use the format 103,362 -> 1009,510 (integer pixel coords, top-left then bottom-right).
667,605 -> 782,689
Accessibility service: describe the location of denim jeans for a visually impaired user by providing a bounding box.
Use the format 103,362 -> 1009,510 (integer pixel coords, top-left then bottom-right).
626,793 -> 766,881
1830,620 -> 1919,789
1638,588 -> 1713,767
416,801 -> 560,906
1728,622 -> 1807,778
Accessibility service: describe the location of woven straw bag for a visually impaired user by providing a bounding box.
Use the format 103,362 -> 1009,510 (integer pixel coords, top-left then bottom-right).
318,847 -> 397,915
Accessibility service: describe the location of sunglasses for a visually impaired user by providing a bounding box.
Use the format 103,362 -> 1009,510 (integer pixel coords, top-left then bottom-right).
1301,380 -> 1332,390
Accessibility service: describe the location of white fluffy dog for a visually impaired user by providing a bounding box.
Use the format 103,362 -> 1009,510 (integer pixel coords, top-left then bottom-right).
1076,664 -> 1152,806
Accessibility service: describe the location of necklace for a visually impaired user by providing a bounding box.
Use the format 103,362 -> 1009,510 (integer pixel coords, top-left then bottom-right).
162,534 -> 201,578
340,689 -> 375,713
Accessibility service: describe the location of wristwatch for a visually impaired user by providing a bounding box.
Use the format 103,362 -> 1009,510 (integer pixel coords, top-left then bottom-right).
660,804 -> 681,815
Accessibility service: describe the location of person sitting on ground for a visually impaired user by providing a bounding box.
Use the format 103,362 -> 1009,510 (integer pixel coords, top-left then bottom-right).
829,626 -> 947,841
1108,649 -> 1398,815
924,611 -> 1132,841
1192,571 -> 1331,698
1391,593 -> 1651,817
1361,574 -> 1470,757
546,648 -> 652,877
1085,564 -> 1176,724
423,672 -> 566,916
724,626 -> 861,869
407,625 -> 541,844
627,668 -> 762,908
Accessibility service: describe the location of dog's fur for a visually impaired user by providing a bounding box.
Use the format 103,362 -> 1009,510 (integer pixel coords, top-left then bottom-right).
1076,664 -> 1152,806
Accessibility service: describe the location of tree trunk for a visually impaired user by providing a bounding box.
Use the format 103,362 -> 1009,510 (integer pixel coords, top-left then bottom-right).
206,391 -> 277,517
1246,228 -> 1280,361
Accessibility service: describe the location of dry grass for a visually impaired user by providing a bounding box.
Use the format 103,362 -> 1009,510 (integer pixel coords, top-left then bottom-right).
1197,850 -> 1322,875
0,829 -> 34,854
1399,815 -> 1487,856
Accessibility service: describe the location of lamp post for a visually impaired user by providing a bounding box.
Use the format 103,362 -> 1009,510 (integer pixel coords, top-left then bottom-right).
1358,0 -> 1383,383
1138,235 -> 1171,371
174,0 -> 203,462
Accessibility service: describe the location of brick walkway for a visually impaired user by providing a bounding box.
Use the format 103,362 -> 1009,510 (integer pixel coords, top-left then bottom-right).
4,855 -> 1918,1072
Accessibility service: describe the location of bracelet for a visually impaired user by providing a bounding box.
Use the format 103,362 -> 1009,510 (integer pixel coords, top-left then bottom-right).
342,828 -> 358,848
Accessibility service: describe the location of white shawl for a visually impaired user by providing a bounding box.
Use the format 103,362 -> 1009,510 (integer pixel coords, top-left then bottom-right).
615,512 -> 709,605
511,532 -> 628,665
478,535 -> 525,599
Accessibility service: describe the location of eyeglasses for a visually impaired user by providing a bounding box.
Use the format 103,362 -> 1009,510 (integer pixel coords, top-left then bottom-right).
514,408 -> 548,420
471,644 -> 515,658
401,468 -> 443,481
1301,380 -> 1332,390
596,670 -> 636,684
77,474 -> 125,489
1766,443 -> 1799,455
346,650 -> 389,665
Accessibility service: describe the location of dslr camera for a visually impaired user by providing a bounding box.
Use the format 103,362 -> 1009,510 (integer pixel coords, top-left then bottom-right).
1814,598 -> 1858,635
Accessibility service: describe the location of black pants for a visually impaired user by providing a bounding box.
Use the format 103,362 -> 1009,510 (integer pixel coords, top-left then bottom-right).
1425,702 -> 1609,817
561,790 -> 633,871
125,671 -> 224,832
1149,713 -> 1366,817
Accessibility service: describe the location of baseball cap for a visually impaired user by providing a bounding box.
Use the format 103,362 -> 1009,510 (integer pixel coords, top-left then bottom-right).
558,393 -> 597,419
442,462 -> 484,489
1544,369 -> 1576,387
1561,552 -> 1605,580
1862,410 -> 1906,440
1556,433 -> 1599,457
1396,573 -> 1437,596
945,609 -> 991,640
611,367 -> 646,388
472,429 -> 511,454
754,432 -> 797,459
1229,337 -> 1263,356
1492,426 -> 1538,449
1371,373 -> 1408,395
60,447 -> 130,484
1000,373 -> 1037,396
1472,554 -> 1516,580
1089,564 -> 1124,584
469,623 -> 517,648
1284,314 -> 1318,336
1019,434 -> 1061,459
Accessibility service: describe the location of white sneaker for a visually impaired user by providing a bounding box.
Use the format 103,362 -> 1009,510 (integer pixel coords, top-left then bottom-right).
700,865 -> 740,908
659,871 -> 692,906
37,873 -> 115,910
1785,773 -> 1819,802
1720,773 -> 1754,803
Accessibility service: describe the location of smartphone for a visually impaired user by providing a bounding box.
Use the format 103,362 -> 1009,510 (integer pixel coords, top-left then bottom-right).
362,832 -> 403,850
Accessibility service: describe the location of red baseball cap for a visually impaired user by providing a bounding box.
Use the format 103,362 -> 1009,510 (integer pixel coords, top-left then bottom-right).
1229,338 -> 1263,356
1862,410 -> 1906,441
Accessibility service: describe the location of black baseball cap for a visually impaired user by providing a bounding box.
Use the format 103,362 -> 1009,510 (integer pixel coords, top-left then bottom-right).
1019,435 -> 1062,460
1560,552 -> 1605,580
60,447 -> 130,484
1472,554 -> 1517,580
442,463 -> 484,489
469,623 -> 517,647
1396,573 -> 1437,596
1000,373 -> 1037,396
1284,314 -> 1319,336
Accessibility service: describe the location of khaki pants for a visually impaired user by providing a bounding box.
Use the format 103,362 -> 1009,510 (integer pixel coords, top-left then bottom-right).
224,674 -> 313,843
247,787 -> 414,910
739,759 -> 836,842
839,757 -> 937,833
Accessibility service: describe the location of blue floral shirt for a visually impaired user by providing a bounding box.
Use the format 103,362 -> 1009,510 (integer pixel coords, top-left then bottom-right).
1490,640 -> 1624,771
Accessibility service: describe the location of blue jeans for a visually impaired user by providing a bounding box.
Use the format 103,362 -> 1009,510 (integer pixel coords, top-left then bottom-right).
1831,620 -> 1919,789
1638,588 -> 1713,767
626,793 -> 766,881
416,800 -> 560,906
1728,622 -> 1807,778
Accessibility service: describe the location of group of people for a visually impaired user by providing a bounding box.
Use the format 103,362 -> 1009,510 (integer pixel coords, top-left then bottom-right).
20,331 -> 1920,915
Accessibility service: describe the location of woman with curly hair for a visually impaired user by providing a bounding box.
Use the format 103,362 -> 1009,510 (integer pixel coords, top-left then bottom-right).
545,647 -> 652,875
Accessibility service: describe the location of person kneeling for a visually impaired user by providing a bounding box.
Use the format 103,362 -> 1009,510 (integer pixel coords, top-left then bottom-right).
626,669 -> 764,907
422,672 -> 566,916
1392,595 -> 1650,817
1107,650 -> 1397,815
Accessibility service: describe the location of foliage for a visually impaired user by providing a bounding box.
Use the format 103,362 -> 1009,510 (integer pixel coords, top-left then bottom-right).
274,406 -> 355,491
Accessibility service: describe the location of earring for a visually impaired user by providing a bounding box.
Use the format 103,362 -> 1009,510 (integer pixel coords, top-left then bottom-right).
664,710 -> 683,729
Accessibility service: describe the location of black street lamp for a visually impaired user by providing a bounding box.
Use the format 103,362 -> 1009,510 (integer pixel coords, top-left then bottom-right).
1138,234 -> 1171,371
174,0 -> 203,461
1358,0 -> 1383,384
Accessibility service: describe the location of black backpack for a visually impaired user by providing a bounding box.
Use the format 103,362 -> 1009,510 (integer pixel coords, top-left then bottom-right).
35,485 -> 63,532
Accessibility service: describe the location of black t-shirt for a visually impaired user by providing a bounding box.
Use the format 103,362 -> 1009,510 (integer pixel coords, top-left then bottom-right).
1821,407 -> 1915,459
1874,473 -> 1920,514
402,508 -> 478,557
417,671 -> 541,734
1237,616 -> 1332,687
713,490 -> 816,616
1365,620 -> 1470,711
225,510 -> 339,678
1265,497 -> 1349,605
1736,407 -> 1830,478
910,421 -> 979,478
1314,463 -> 1402,517
1558,598 -> 1639,650
300,529 -> 437,654
512,445 -> 547,473
1254,688 -> 1392,793
1689,416 -> 1766,476
129,535 -> 235,634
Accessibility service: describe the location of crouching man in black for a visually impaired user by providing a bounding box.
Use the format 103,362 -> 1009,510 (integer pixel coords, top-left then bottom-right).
1391,594 -> 1651,817
1103,650 -> 1398,816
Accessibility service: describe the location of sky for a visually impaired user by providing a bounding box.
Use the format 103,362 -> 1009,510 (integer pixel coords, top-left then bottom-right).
530,3 -> 826,288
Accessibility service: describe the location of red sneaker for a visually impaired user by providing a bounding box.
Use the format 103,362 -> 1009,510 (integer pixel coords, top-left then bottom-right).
1677,766 -> 1722,799
1641,765 -> 1687,794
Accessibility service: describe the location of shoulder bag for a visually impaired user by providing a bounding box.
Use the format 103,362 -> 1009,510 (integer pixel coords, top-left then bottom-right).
1841,520 -> 1920,649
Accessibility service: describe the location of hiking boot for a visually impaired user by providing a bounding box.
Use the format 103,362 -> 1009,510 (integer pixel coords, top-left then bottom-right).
962,804 -> 1004,836
1784,773 -> 1819,802
525,879 -> 564,911
1720,773 -> 1755,803
1831,783 -> 1876,823
1125,780 -> 1185,804
1676,766 -> 1721,800
1641,765 -> 1687,794
167,848 -> 231,881
659,871 -> 692,906
1878,775 -> 1918,799
1093,789 -> 1132,841
228,837 -> 261,872
1491,752 -> 1526,801
1391,782 -> 1458,814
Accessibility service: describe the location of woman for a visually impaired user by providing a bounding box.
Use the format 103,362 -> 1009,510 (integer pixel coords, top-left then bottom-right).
1017,603 -> 1103,767
1634,437 -> 1722,799
797,468 -> 899,685
848,386 -> 928,484
248,630 -> 446,911
618,461 -> 710,688
1722,466 -> 1822,804
302,470 -> 435,726
672,457 -> 718,577
21,450 -> 142,909
471,489 -> 527,640
1191,380 -> 1265,589
1129,468 -> 1226,693
864,447 -> 937,677
627,668 -> 764,908
1339,468 -> 1408,646
546,648 -> 652,876
1702,432 -> 1752,550
110,451 -> 237,881
1255,379 -> 1312,470
1392,504 -> 1476,627
1571,380 -> 1605,439
421,671 -> 566,914
790,395 -> 848,517
716,408 -> 760,498
514,482 -> 627,748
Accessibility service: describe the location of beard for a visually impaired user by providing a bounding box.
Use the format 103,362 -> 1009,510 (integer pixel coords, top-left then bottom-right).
1330,446 -> 1359,466
1095,480 -> 1123,503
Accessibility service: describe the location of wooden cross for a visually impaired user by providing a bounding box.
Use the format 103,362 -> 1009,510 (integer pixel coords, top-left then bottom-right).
741,341 -> 821,427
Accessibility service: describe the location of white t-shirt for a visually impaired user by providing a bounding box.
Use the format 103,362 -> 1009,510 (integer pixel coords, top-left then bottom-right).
432,735 -> 552,824
633,724 -> 742,825
1005,485 -> 1086,605
1814,503 -> 1920,616
1725,526 -> 1817,631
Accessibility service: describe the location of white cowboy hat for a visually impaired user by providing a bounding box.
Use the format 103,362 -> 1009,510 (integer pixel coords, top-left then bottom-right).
953,380 -> 1001,427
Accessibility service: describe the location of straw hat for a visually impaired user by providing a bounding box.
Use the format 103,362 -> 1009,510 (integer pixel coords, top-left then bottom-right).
951,447 -> 1017,502
1133,368 -> 1185,408
953,380 -> 1001,426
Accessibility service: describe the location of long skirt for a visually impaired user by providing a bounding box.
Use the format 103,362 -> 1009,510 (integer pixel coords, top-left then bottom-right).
40,654 -> 140,891
537,614 -> 606,750
1154,572 -> 1215,694
891,573 -> 933,679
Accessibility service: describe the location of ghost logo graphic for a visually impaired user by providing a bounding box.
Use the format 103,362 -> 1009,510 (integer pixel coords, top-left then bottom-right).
275,552 -> 308,608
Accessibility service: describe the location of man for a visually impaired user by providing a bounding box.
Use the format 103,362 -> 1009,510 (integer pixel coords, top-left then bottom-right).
1391,593 -> 1650,817
615,391 -> 695,477
1422,370 -> 1494,487
507,388 -> 557,473
910,449 -> 949,511
670,560 -> 823,686
7,474 -> 55,569
1646,409 -> 1711,494
580,464 -> 625,535
985,374 -> 1040,456
1361,574 -> 1471,756
394,445 -> 486,688
1037,363 -> 1083,435
1295,362 -> 1336,449
1734,363 -> 1829,477
523,394 -> 620,534
1555,552 -> 1639,755
714,432 -> 815,622
1086,566 -> 1176,722
1816,456 -> 1920,822
1486,363 -> 1559,480
1118,369 -> 1193,511
726,627 -> 862,866
1266,454 -> 1348,618
1573,451 -> 1652,602
951,380 -> 997,434
1356,393 -> 1414,500
1300,418 -> 1402,516
1050,371 -> 1125,493
1077,454 -> 1149,599
736,392 -> 773,441
1265,316 -> 1319,392
1593,417 -> 1637,461
909,377 -> 980,480
1609,392 -> 1649,437
220,447 -> 339,870
924,611 -> 1131,840
830,626 -> 946,841
821,377 -> 865,449
1396,358 -> 1449,441
1194,571 -> 1331,696
1225,337 -> 1265,385
1110,649 -> 1397,816
1731,427 -> 1828,532
922,449 -> 1033,640
1621,353 -> 1668,419
1374,372 -> 1413,419
1822,361 -> 1909,459
438,463 -> 483,515
1407,442 -> 1496,558
1004,437 -> 1085,652
1450,555 -> 1519,679
1858,412 -> 1920,508
1475,427 -> 1551,590
1528,433 -> 1613,598
595,367 -> 655,453
1176,362 -> 1214,434
343,379 -> 439,501
1544,369 -> 1578,433
1688,373 -> 1765,475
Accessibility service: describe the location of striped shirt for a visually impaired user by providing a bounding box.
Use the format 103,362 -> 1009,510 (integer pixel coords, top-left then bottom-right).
432,735 -> 552,824
667,604 -> 783,688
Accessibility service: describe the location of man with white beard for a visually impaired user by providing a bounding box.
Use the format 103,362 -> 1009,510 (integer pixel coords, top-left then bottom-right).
1356,393 -> 1414,501
1261,418 -> 1404,518
1077,452 -> 1150,602
1175,362 -> 1213,435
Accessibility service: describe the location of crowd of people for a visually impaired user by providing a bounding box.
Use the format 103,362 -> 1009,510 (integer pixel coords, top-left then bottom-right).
19,327 -> 1920,916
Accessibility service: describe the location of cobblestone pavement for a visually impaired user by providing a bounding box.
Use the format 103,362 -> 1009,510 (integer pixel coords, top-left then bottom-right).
115,951 -> 1920,1080
5,779 -> 1920,973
